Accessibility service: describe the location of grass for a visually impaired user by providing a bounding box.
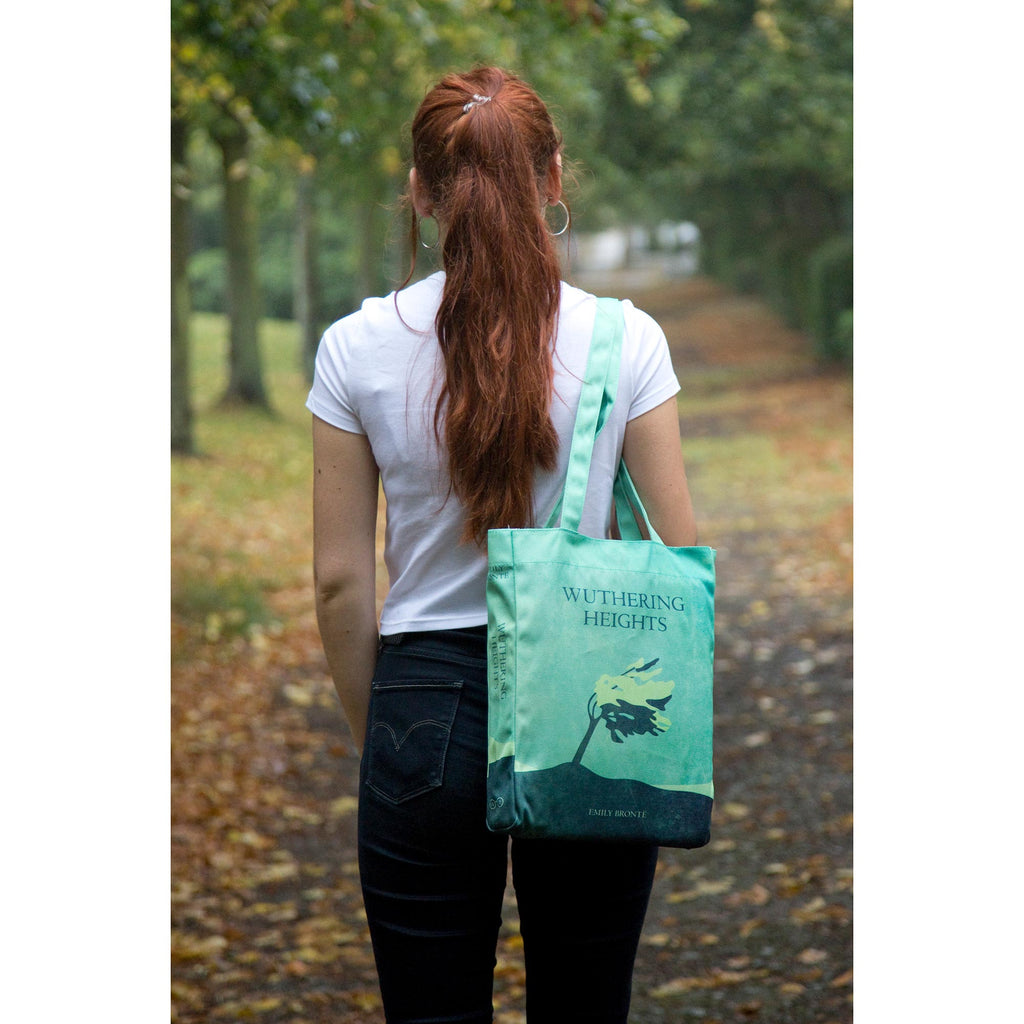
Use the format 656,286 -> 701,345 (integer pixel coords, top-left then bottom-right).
171,571 -> 279,642
172,315 -> 314,649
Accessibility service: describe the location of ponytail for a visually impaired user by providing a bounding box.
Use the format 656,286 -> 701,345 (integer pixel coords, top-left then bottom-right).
407,68 -> 565,546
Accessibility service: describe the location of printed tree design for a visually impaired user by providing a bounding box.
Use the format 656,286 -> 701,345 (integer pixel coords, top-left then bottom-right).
572,658 -> 675,766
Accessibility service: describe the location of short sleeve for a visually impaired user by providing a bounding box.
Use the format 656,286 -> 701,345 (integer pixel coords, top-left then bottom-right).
621,301 -> 681,420
305,319 -> 366,434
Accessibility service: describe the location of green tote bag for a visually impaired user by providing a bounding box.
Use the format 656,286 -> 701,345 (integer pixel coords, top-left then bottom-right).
486,297 -> 715,848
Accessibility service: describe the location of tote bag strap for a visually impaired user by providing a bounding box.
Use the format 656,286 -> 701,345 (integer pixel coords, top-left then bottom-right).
547,296 -> 623,532
613,461 -> 664,544
546,297 -> 668,546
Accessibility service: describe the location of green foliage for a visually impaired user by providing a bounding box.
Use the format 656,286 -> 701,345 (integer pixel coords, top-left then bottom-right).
806,233 -> 853,362
188,248 -> 226,314
832,308 -> 853,364
172,0 -> 691,345
185,127 -> 366,323
173,0 -> 853,371
258,232 -> 298,320
760,238 -> 806,320
188,240 -> 300,320
172,571 -> 278,642
171,0 -> 326,137
586,0 -> 852,360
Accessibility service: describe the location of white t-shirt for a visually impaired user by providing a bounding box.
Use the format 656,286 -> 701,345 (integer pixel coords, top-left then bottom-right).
306,272 -> 680,634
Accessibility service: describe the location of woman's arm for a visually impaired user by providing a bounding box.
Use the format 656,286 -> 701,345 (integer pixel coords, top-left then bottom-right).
312,415 -> 380,752
621,396 -> 698,547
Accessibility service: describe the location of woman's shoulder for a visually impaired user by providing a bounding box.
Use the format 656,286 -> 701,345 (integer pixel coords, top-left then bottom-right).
322,272 -> 444,346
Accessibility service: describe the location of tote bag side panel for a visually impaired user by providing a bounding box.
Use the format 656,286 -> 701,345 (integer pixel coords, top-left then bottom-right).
486,529 -> 521,831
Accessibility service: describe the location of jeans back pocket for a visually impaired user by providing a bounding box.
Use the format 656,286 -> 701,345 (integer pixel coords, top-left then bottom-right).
365,679 -> 463,804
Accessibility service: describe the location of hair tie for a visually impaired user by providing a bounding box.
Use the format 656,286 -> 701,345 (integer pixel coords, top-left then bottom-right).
463,93 -> 492,114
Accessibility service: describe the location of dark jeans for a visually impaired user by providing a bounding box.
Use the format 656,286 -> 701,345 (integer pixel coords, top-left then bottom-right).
358,627 -> 659,1024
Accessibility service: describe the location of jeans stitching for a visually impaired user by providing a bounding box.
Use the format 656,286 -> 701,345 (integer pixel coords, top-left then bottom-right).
372,718 -> 454,752
365,680 -> 463,805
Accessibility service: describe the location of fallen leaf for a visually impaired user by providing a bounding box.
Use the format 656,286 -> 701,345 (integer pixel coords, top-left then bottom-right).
283,804 -> 324,825
792,967 -> 824,983
250,997 -> 283,1012
283,682 -> 314,706
171,932 -> 229,961
650,976 -> 702,997
329,796 -> 359,818
790,897 -> 826,923
797,947 -> 829,964
727,883 -> 771,907
721,802 -> 750,820
651,966 -> 770,997
667,877 -> 735,902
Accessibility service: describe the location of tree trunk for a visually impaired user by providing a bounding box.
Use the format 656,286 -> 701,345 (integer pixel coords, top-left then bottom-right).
572,714 -> 600,766
293,161 -> 321,382
214,121 -> 270,409
171,116 -> 195,454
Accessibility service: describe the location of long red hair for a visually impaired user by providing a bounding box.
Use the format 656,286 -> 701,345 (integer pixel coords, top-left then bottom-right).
406,67 -> 566,545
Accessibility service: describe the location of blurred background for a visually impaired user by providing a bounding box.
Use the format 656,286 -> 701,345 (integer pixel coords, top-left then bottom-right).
171,2 -> 852,1022
171,0 -> 851,446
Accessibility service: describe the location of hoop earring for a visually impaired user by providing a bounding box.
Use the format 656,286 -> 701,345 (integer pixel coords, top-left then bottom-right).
546,199 -> 570,237
418,216 -> 439,250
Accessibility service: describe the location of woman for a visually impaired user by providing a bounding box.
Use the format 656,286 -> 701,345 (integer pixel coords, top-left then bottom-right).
308,67 -> 698,1024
